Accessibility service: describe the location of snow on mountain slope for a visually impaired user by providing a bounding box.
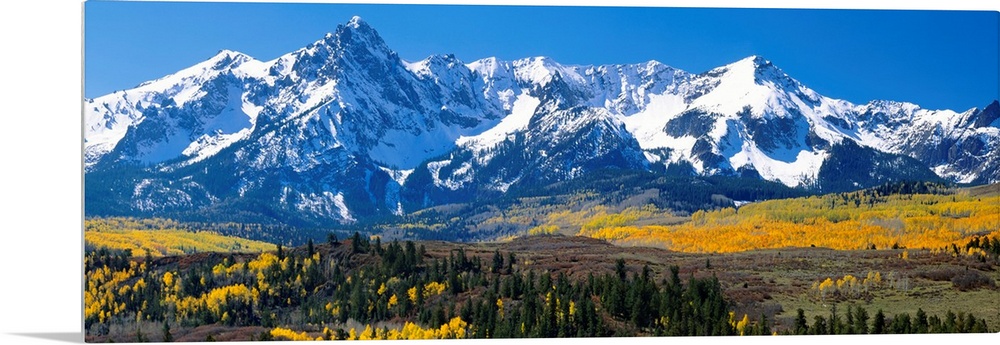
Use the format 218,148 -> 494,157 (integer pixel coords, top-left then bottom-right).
852,100 -> 1000,184
248,17 -> 503,171
180,84 -> 261,164
620,92 -> 689,150
84,50 -> 266,168
460,54 -> 858,188
84,16 -> 998,226
455,92 -> 541,156
84,91 -> 145,165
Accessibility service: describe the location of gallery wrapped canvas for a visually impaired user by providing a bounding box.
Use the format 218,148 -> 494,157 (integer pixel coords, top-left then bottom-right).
83,0 -> 999,342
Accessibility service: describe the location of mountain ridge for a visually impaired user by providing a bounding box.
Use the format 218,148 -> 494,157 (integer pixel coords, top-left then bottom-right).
84,16 -> 1000,227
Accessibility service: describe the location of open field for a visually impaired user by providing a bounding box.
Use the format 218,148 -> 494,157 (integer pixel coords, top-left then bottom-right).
487,236 -> 1000,331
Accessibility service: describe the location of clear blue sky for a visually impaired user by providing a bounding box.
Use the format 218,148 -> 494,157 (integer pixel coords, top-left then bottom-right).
84,1 -> 999,111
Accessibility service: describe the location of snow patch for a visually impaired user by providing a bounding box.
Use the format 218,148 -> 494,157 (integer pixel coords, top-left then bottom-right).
456,92 -> 540,153
368,125 -> 464,169
621,92 -> 687,150
932,164 -> 978,184
379,167 -> 415,186
729,143 -> 827,187
295,191 -> 355,223
181,128 -> 253,164
180,84 -> 257,163
426,159 -> 473,190
332,192 -> 354,222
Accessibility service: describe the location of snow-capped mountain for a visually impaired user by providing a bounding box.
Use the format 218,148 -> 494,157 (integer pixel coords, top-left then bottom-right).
84,16 -> 999,225
84,49 -> 267,166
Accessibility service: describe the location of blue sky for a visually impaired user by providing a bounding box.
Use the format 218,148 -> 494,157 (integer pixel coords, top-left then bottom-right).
85,1 -> 999,111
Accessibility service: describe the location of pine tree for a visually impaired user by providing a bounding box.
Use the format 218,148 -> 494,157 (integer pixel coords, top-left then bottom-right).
829,304 -> 840,334
492,251 -> 504,274
506,252 -> 515,272
890,312 -> 911,334
845,305 -> 855,334
853,306 -> 869,334
944,310 -> 957,332
794,308 -> 808,335
915,308 -> 928,333
162,320 -> 173,342
810,315 -> 828,335
615,258 -> 627,281
351,232 -> 362,253
928,315 -> 943,333
873,309 -> 886,334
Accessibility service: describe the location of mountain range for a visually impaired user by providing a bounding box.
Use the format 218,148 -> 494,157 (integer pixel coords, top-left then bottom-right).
84,16 -> 1000,227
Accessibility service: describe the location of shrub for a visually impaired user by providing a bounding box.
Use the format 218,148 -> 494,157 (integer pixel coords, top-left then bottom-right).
950,270 -> 995,291
917,268 -> 959,282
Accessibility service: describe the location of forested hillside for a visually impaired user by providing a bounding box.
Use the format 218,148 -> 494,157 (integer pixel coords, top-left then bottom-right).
84,234 -> 995,342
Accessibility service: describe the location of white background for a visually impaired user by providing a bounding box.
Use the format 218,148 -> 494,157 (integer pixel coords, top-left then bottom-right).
0,1 -> 996,344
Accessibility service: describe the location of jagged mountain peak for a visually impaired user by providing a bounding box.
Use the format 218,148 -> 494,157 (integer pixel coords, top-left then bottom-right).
211,49 -> 252,64
744,55 -> 772,68
512,56 -> 587,86
864,99 -> 921,111
84,16 -> 999,227
465,56 -> 507,79
326,15 -> 389,52
318,15 -> 370,40
132,49 -> 258,90
684,55 -> 822,120
291,15 -> 394,70
471,56 -> 500,66
267,16 -> 404,90
713,55 -> 793,84
83,47 -> 269,169
347,15 -> 366,27
727,54 -> 769,68
584,59 -> 678,78
405,53 -> 464,76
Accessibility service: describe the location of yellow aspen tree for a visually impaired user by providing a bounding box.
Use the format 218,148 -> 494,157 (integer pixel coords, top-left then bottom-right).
162,272 -> 174,290
407,286 -> 418,303
818,278 -> 834,302
358,324 -> 374,340
736,314 -> 750,335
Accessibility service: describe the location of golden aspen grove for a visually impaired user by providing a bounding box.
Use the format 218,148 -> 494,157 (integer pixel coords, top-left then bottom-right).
576,186 -> 1000,254
85,217 -> 276,257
